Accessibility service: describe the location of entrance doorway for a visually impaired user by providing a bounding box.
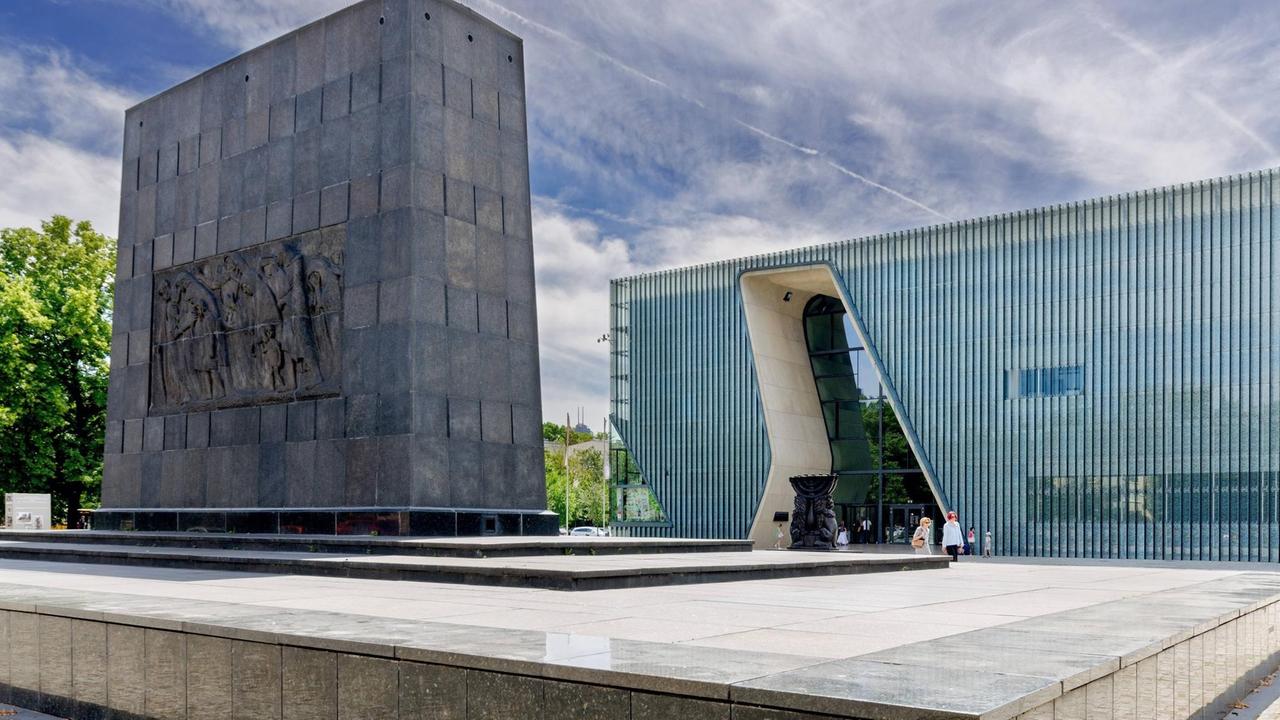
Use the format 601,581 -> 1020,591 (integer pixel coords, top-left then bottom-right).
803,294 -> 937,545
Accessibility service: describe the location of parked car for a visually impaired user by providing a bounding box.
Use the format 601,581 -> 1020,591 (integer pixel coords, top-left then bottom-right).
570,526 -> 609,537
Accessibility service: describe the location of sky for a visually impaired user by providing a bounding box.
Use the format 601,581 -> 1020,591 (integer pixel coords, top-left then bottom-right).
2,0 -> 1279,430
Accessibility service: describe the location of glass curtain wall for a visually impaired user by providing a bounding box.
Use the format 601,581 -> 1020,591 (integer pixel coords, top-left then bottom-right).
803,295 -> 934,543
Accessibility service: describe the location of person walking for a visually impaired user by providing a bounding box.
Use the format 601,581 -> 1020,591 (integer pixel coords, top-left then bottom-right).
859,516 -> 871,544
983,530 -> 993,557
942,511 -> 963,561
966,526 -> 977,556
836,522 -> 850,549
911,517 -> 933,555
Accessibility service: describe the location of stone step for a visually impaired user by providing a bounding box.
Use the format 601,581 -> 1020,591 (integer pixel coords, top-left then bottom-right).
0,539 -> 945,590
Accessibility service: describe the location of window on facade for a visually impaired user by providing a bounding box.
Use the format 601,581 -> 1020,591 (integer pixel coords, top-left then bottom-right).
607,422 -> 669,525
1006,365 -> 1084,398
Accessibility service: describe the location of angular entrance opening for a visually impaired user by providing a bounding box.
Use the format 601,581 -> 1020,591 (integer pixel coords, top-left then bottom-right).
741,266 -> 943,548
801,294 -> 934,545
798,294 -> 931,540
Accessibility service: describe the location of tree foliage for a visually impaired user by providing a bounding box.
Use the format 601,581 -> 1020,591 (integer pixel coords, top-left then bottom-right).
545,447 -> 607,528
0,217 -> 114,525
542,421 -> 594,446
861,400 -> 931,504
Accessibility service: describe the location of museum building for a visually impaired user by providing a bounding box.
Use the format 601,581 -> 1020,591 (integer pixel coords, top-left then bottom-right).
608,168 -> 1280,561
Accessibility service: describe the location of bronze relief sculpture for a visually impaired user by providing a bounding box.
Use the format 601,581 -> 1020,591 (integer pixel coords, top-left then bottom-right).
150,232 -> 343,413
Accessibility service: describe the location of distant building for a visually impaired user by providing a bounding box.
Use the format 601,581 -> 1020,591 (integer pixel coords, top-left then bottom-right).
609,168 -> 1280,560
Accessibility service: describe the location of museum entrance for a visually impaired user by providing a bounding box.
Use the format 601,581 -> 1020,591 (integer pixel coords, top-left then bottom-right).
803,294 -> 936,545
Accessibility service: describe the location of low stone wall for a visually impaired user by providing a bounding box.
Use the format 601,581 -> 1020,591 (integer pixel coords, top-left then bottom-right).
2,578 -> 1278,719
1015,597 -> 1280,720
0,607 -> 859,720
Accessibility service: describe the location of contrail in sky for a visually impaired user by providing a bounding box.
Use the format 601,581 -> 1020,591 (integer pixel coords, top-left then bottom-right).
468,0 -> 952,222
1086,6 -> 1277,159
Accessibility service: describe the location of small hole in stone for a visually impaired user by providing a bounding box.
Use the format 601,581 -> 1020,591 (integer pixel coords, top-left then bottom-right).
379,16 -> 384,24
507,55 -> 513,63
138,120 -> 143,127
467,33 -> 473,42
244,74 -> 250,82
424,12 -> 430,19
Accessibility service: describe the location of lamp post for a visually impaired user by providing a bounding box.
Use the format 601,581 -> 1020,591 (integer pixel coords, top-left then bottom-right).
564,412 -> 572,530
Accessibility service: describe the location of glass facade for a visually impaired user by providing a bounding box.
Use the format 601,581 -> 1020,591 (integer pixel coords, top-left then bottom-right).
609,169 -> 1280,560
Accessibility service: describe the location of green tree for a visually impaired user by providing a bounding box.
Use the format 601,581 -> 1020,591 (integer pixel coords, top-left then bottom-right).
544,447 -> 607,528
542,422 -> 564,443
0,216 -> 114,526
862,400 -> 930,504
545,450 -> 567,525
567,448 -> 606,527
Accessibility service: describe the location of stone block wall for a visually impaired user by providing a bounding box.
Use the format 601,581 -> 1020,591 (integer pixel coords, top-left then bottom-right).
102,0 -> 547,525
1014,599 -> 1280,720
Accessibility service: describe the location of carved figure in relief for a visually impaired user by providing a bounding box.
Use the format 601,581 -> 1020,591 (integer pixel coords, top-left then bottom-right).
254,325 -> 287,390
150,235 -> 343,411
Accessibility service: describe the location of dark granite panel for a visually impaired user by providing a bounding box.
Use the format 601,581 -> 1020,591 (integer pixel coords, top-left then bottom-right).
376,434 -> 412,506
336,654 -> 396,720
282,647 -> 337,719
284,440 -> 317,505
260,403 -> 287,443
447,439 -> 482,507
465,670 -> 544,720
399,661 -> 465,718
410,435 -> 450,507
258,442 -> 286,506
231,641 -> 282,719
315,397 -> 345,440
105,420 -> 125,455
544,681 -> 628,720
139,451 -> 163,508
186,634 -> 233,720
123,418 -> 144,454
186,411 -> 210,449
286,400 -> 316,442
267,136 -> 294,203
164,414 -> 187,451
313,439 -> 346,506
344,437 -> 379,505
270,97 -> 297,145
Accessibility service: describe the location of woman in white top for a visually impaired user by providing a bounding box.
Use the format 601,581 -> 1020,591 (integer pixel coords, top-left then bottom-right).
941,511 -> 963,561
911,517 -> 933,555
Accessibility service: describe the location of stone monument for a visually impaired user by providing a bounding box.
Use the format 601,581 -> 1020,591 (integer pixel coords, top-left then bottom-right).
99,0 -> 554,536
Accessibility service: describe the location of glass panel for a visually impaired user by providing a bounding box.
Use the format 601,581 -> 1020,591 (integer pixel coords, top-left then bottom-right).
816,376 -> 861,402
811,353 -> 854,378
805,314 -> 835,352
831,440 -> 873,472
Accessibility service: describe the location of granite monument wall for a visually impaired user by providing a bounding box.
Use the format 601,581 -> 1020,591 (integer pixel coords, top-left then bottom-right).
100,0 -> 550,535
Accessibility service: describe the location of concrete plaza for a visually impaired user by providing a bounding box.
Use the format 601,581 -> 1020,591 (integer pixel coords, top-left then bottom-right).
0,555 -> 1276,718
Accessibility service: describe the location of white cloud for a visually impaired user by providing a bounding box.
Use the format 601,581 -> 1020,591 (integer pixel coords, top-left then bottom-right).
0,47 -> 136,236
0,133 -> 122,237
12,0 -> 1280,428
144,0 -> 349,50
